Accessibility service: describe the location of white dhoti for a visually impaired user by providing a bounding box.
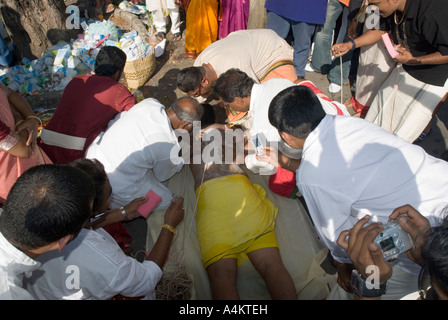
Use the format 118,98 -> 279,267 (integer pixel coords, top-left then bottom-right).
365,64 -> 448,143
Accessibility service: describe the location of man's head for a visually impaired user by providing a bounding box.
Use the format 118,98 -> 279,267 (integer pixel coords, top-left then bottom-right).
368,0 -> 405,17
421,217 -> 448,300
177,66 -> 211,98
94,46 -> 127,80
166,96 -> 204,131
213,68 -> 254,114
269,85 -> 325,148
0,164 -> 95,256
68,158 -> 111,215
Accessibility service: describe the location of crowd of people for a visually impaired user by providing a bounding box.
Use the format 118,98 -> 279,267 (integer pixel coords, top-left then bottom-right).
1,0 -> 448,301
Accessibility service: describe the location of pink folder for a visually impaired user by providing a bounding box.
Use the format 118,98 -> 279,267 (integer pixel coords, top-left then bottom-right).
381,33 -> 399,59
138,190 -> 162,218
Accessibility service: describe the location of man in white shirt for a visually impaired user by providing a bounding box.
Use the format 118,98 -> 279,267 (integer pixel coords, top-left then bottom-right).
177,29 -> 299,108
0,164 -> 95,300
211,68 -> 349,191
264,85 -> 448,300
24,158 -> 185,300
86,96 -> 203,210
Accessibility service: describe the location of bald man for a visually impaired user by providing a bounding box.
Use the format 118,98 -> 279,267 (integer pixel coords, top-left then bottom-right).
86,96 -> 204,209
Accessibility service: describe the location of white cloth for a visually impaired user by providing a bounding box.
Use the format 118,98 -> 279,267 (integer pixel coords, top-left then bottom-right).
24,228 -> 162,300
297,115 -> 448,280
86,98 -> 184,209
147,0 -> 181,34
365,64 -> 448,143
0,232 -> 40,300
194,29 -> 294,83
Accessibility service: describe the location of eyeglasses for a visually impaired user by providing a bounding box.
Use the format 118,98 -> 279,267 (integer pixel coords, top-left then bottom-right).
418,266 -> 439,300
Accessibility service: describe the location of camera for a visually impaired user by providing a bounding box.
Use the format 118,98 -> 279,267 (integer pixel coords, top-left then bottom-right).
374,219 -> 414,261
249,133 -> 267,156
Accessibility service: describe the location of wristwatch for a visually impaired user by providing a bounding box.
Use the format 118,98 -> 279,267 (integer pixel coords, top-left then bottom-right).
350,269 -> 387,298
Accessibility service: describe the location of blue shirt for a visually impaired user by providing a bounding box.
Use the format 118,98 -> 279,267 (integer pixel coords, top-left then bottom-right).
265,0 -> 328,25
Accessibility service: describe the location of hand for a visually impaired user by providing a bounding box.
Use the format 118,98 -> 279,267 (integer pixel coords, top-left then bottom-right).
389,204 -> 431,266
123,197 -> 149,220
394,45 -> 419,65
331,42 -> 352,57
164,196 -> 185,228
337,215 -> 393,285
15,117 -> 39,153
256,145 -> 289,168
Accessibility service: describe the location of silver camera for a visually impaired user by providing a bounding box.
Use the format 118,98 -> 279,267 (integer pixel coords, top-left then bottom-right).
374,219 -> 414,261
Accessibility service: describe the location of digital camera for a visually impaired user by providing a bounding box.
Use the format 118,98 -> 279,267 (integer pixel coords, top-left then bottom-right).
249,133 -> 267,156
374,219 -> 414,261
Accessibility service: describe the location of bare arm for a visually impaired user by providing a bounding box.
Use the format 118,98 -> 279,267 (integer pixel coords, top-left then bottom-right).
146,197 -> 185,268
331,29 -> 385,57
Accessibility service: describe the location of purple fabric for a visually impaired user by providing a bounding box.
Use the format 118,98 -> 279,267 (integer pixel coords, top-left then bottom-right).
218,0 -> 250,39
265,0 -> 328,25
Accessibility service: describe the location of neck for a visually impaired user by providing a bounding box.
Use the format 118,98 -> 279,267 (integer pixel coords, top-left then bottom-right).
397,0 -> 406,12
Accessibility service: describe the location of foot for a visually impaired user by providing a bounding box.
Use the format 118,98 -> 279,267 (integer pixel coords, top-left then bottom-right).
157,32 -> 166,41
173,32 -> 182,41
105,3 -> 115,13
305,63 -> 314,73
328,82 -> 341,93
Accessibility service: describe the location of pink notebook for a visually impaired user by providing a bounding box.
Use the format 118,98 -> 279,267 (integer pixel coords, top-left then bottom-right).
138,190 -> 162,218
381,33 -> 399,59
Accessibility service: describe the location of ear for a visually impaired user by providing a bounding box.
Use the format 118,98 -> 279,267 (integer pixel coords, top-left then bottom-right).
180,121 -> 193,131
279,131 -> 294,145
56,234 -> 74,252
201,77 -> 209,86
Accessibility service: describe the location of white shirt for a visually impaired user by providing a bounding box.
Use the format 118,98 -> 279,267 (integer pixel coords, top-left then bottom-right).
297,115 -> 448,276
24,228 -> 162,300
86,98 -> 184,209
0,232 -> 40,300
194,29 -> 294,83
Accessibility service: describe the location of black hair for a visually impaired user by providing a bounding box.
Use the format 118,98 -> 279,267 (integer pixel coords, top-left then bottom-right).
177,66 -> 205,93
200,103 -> 216,129
94,46 -> 127,77
421,216 -> 448,296
212,68 -> 255,103
268,85 -> 326,139
0,164 -> 95,250
67,158 -> 108,214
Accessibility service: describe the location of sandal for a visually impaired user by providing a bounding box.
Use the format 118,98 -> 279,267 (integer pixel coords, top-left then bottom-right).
105,3 -> 115,13
173,32 -> 182,41
156,32 -> 166,41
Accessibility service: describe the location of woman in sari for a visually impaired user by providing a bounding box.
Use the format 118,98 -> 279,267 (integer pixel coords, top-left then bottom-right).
183,0 -> 219,58
218,0 -> 250,40
0,83 -> 51,206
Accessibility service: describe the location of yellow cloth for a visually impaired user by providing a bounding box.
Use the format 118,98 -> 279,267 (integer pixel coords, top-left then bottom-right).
185,0 -> 219,58
195,174 -> 278,268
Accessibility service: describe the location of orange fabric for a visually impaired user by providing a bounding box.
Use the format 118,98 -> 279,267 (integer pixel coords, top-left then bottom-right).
185,0 -> 219,58
259,61 -> 298,84
338,0 -> 350,6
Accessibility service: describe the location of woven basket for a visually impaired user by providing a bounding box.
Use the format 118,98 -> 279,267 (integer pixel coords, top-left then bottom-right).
123,50 -> 156,90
